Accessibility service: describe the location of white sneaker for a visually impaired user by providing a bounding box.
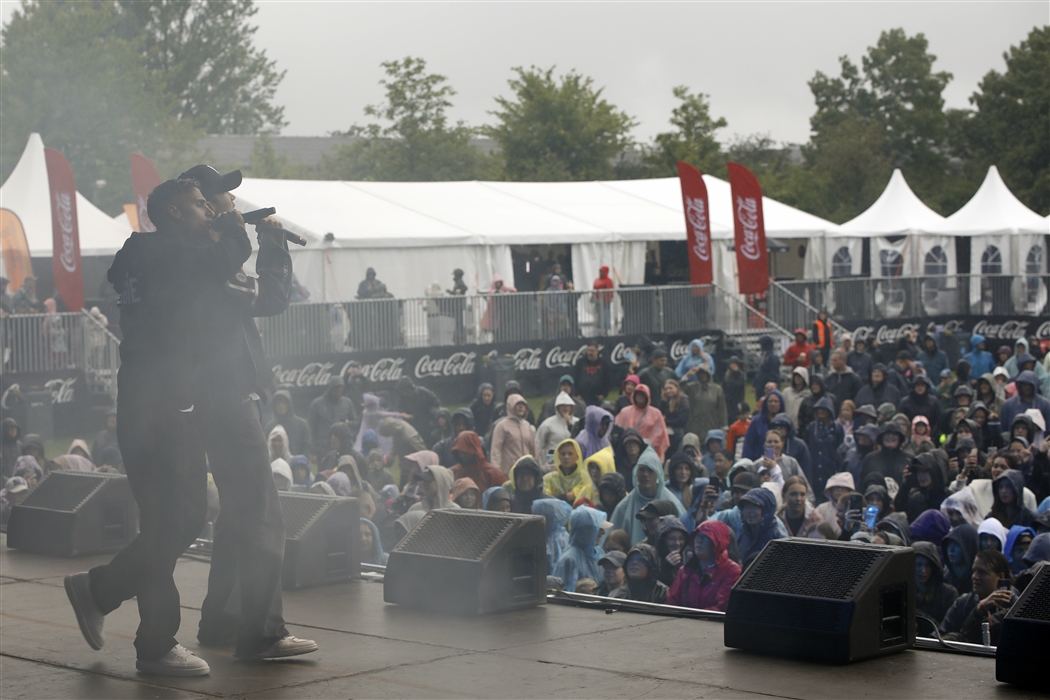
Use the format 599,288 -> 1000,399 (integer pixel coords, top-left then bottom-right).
64,573 -> 105,650
249,635 -> 319,660
136,645 -> 210,677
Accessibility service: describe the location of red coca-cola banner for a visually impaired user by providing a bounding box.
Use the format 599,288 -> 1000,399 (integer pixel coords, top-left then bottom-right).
676,161 -> 713,285
44,147 -> 83,311
130,152 -> 162,232
727,162 -> 769,295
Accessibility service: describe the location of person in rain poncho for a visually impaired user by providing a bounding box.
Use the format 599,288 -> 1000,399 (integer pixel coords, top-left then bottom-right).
532,498 -> 572,574
913,541 -> 958,624
576,405 -> 614,460
978,517 -> 1008,552
506,456 -> 545,514
451,477 -> 481,509
450,431 -> 505,491
623,543 -> 668,603
614,385 -> 670,461
546,502 -> 601,578
408,465 -> 458,513
536,394 -> 577,467
675,338 -> 715,382
270,458 -> 293,491
666,520 -> 741,611
941,489 -> 983,528
737,488 -> 783,566
989,469 -> 1036,529
360,518 -> 388,565
610,446 -> 685,545
267,425 -> 293,464
1004,525 -> 1036,575
574,446 -> 616,508
941,523 -> 978,595
543,439 -> 592,505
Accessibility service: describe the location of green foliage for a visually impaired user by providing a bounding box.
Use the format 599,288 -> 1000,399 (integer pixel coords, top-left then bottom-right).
645,86 -> 727,177
0,1 -> 198,214
961,26 -> 1049,214
485,66 -> 636,181
114,0 -> 286,135
324,57 -> 495,181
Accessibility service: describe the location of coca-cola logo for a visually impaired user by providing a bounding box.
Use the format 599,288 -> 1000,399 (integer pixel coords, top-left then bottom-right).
1037,320 -> 1050,341
609,342 -> 631,365
273,357 -> 406,388
415,352 -> 476,378
545,344 -> 594,369
511,347 -> 542,372
736,196 -> 762,262
54,192 -> 77,273
44,376 -> 76,404
972,319 -> 1029,341
685,196 -> 710,262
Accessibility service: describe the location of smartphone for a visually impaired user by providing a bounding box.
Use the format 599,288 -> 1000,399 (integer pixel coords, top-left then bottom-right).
848,494 -> 864,513
998,578 -> 1012,591
864,505 -> 879,531
763,448 -> 776,461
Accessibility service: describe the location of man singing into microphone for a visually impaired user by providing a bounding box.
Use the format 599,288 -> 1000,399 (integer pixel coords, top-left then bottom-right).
179,165 -> 317,660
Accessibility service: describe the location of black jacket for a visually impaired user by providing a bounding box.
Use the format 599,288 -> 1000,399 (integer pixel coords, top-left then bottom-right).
574,354 -> 612,405
824,369 -> 862,406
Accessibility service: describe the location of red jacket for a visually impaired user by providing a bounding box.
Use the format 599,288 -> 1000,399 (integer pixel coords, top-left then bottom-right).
449,431 -> 505,491
784,341 -> 813,368
592,266 -> 614,304
666,520 -> 741,611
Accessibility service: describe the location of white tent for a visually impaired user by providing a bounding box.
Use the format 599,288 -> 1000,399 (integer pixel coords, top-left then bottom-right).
0,133 -> 131,260
234,175 -> 837,302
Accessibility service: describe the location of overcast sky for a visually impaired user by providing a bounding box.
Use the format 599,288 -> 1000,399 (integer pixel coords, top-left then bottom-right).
3,1 -> 1046,145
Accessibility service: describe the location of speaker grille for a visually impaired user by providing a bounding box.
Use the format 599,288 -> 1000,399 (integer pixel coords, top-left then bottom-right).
1015,573 -> 1050,622
396,510 -> 514,561
741,540 -> 883,600
280,494 -> 330,540
20,472 -> 110,512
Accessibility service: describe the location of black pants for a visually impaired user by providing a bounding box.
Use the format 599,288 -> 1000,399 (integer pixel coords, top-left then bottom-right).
89,373 -> 207,661
197,396 -> 287,657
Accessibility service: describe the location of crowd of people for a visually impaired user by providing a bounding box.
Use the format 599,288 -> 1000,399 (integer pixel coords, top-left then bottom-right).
4,315 -> 1050,635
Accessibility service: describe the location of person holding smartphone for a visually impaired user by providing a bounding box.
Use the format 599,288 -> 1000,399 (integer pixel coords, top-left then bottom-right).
939,549 -> 1017,645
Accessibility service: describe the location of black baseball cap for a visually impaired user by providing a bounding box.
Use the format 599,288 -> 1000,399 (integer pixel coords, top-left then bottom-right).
178,165 -> 242,199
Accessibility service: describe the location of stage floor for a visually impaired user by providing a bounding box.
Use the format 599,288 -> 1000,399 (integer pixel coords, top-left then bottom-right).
0,536 -> 1037,699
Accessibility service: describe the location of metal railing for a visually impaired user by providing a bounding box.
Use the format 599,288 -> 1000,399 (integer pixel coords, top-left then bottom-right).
256,284 -> 793,358
775,273 -> 1050,324
768,280 -> 849,336
1,311 -> 121,400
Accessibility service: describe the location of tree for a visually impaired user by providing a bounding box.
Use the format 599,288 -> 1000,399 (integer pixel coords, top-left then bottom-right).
961,26 -> 1049,214
485,67 -> 636,181
645,86 -> 727,177
115,0 -> 286,135
0,1 -> 197,214
324,57 -> 494,181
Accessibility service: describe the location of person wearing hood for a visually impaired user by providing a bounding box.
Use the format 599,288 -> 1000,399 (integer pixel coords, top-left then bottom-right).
263,391 -> 311,458
538,375 -> 587,424
844,424 -> 879,485
784,328 -> 814,368
1005,338 -> 1050,394
19,433 -> 45,473
408,465 -> 458,513
909,509 -> 951,546
721,357 -> 746,418
598,471 -> 628,518
451,477 -> 481,509
308,377 -> 355,458
737,488 -> 783,566
963,334 -> 994,379
532,498 -> 572,573
637,348 -> 676,411
429,408 -> 455,450
489,394 -> 537,476
813,472 -> 855,537
542,438 -> 591,504
614,374 -> 640,415
576,405 -> 614,460
916,335 -> 949,382
654,515 -> 690,586
622,543 -> 669,603
362,448 -> 395,491
895,451 -> 950,523
449,431 -> 506,492
899,375 -> 941,428
860,422 -> 910,485
966,402 -> 1003,453
797,375 -> 836,435
433,408 -> 476,469
613,429 -> 645,491
803,397 -> 844,498
1001,370 -> 1050,437
824,350 -> 862,406
288,455 -> 313,491
666,520 -> 741,611
483,487 -> 512,512
768,413 -> 813,479
781,367 -> 811,427
535,394 -> 576,468
270,458 -> 293,491
664,451 -> 700,510
753,335 -> 781,397
393,377 -> 441,445
854,364 -> 902,412
359,518 -> 388,566
661,378 -> 691,455
939,549 -> 1017,645
334,453 -> 375,497
676,339 -> 715,383
696,431 -> 721,475
843,336 -> 871,383
378,417 -> 428,476
66,439 -> 92,463
913,541 -> 958,624
553,506 -> 609,592
906,415 -> 935,456
936,384 -> 974,440
506,456 -> 545,514
88,411 -> 117,468
1020,532 -> 1050,572
614,384 -> 670,461
989,469 -> 1035,528
941,489 -> 982,528
611,446 -> 686,544
941,524 -> 979,595
468,383 -> 498,438
267,425 -> 293,465
574,341 -> 613,406
576,447 -> 616,508
949,451 -> 1039,519
490,380 -> 536,427
681,363 -> 726,440
354,393 -> 398,457
978,516 -> 1009,553
742,389 -> 784,461
1004,525 -> 1036,575
320,423 -> 368,475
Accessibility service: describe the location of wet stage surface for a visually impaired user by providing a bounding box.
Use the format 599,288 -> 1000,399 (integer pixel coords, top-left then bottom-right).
0,536 -> 1038,699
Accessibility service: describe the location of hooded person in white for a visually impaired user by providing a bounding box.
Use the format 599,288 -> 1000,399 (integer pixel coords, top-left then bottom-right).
271,458 -> 293,491
408,465 -> 459,513
940,489 -> 983,528
535,393 -> 578,467
781,367 -> 811,426
268,425 -> 293,463
814,471 -> 855,539
977,517 -> 1008,552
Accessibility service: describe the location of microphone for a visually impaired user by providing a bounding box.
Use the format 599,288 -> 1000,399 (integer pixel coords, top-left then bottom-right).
241,207 -> 307,247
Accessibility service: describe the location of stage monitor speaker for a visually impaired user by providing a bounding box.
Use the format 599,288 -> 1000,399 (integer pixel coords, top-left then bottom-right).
6,471 -> 138,557
996,562 -> 1049,690
279,492 -> 360,590
724,538 -> 915,663
384,510 -> 546,615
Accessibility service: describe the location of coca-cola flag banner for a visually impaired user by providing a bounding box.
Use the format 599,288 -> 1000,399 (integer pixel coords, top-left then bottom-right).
676,161 -> 713,285
44,147 -> 84,311
130,153 -> 162,232
727,162 -> 769,295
